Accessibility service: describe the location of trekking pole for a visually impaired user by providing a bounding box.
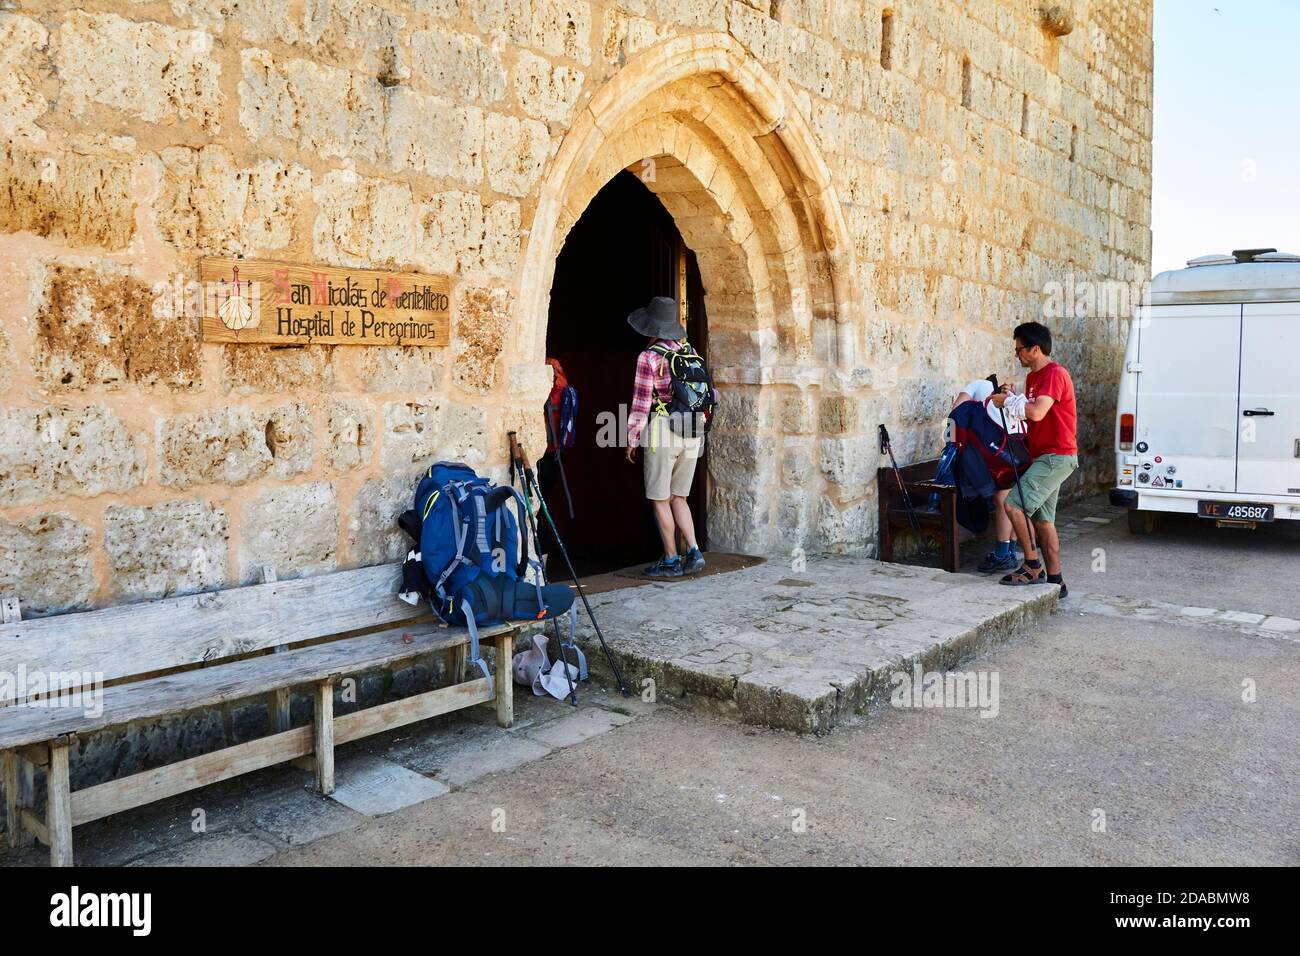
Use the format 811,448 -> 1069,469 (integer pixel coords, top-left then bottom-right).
508,436 -> 578,706
543,405 -> 576,520
508,432 -> 631,697
988,376 -> 1037,557
878,424 -> 925,543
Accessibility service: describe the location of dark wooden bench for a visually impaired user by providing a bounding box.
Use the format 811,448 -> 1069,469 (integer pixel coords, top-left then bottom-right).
0,563 -> 516,866
877,457 -> 967,573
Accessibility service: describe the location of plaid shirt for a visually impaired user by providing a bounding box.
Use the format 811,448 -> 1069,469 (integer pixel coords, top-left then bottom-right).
628,339 -> 681,446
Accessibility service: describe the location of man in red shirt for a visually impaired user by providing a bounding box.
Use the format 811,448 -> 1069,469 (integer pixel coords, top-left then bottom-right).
990,321 -> 1078,596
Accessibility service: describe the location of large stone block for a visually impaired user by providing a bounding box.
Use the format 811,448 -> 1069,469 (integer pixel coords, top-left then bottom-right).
0,144 -> 135,250
481,201 -> 522,276
819,435 -> 879,489
104,498 -> 229,603
382,397 -> 445,468
441,403 -> 489,465
312,170 -> 415,267
409,29 -> 507,104
452,287 -> 508,394
326,398 -> 376,471
239,50 -> 384,162
0,14 -> 50,138
778,391 -> 815,435
302,0 -> 407,79
57,12 -> 222,131
818,394 -> 858,435
158,402 -> 314,489
353,346 -> 444,393
381,397 -> 488,469
34,262 -> 201,392
0,405 -> 145,504
484,113 -> 551,198
239,481 -> 338,583
167,0 -> 299,44
531,1 -> 594,63
513,50 -> 584,122
385,88 -> 484,184
155,146 -> 311,255
222,345 -> 334,394
417,192 -> 521,276
708,431 -> 770,487
707,483 -> 770,553
418,191 -> 484,274
0,513 -> 95,616
348,471 -> 420,567
812,495 -> 876,554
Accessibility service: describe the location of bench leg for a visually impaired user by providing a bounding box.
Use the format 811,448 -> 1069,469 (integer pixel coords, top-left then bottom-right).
447,644 -> 467,684
2,751 -> 18,849
269,688 -> 292,733
877,485 -> 894,562
494,632 -> 513,729
47,741 -> 73,867
313,679 -> 335,795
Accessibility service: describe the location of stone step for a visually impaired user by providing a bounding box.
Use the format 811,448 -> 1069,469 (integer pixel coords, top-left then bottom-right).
567,556 -> 1059,735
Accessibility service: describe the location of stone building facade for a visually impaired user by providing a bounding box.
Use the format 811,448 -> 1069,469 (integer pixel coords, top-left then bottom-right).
1,0 -> 1152,616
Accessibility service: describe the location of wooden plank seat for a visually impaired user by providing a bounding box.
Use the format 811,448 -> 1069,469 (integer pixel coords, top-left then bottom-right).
0,562 -> 517,866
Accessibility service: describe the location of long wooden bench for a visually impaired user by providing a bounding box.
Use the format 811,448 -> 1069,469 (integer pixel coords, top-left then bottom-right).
0,562 -> 516,866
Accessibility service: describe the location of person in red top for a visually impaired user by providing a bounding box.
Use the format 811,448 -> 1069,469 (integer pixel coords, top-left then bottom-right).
990,321 -> 1078,595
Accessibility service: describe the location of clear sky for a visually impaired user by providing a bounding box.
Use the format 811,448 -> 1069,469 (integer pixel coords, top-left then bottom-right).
1151,0 -> 1300,275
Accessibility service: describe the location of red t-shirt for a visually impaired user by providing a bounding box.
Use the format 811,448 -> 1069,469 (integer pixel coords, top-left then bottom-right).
1025,361 -> 1077,458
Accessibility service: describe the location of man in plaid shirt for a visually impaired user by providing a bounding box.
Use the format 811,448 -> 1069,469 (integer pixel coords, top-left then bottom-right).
623,296 -> 705,578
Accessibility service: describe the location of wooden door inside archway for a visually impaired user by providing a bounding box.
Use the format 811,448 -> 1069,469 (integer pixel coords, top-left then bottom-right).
543,170 -> 709,577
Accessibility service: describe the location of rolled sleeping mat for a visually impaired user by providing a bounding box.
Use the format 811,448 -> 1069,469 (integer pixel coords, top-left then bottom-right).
463,575 -> 575,623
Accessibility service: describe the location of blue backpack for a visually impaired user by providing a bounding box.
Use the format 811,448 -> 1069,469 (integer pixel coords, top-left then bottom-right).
398,462 -> 579,689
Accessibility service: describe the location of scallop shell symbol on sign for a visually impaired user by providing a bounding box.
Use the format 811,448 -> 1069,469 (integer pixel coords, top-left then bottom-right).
217,265 -> 258,331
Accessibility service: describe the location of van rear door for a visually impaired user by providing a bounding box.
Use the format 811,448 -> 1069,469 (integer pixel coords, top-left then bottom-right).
1236,303 -> 1300,497
1136,303 -> 1240,493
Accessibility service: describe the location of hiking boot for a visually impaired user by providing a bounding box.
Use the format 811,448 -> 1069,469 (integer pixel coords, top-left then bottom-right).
645,556 -> 683,578
680,547 -> 706,574
976,550 -> 1020,574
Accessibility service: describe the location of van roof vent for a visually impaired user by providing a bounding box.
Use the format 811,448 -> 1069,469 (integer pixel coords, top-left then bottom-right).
1186,253 -> 1235,267
1184,249 -> 1300,267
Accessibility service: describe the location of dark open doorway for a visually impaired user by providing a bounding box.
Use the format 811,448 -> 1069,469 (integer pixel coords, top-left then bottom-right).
544,169 -> 709,578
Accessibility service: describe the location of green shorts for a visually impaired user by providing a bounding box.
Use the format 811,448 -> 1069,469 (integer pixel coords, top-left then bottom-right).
1005,453 -> 1077,524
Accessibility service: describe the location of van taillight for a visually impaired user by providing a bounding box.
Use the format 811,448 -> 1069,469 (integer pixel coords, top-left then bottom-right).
1119,414 -> 1134,450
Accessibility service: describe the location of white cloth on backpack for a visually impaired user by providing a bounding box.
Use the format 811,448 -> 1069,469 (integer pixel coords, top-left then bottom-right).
962,379 -> 1026,431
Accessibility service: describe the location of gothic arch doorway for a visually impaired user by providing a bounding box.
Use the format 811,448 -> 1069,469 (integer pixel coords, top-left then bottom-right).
543,170 -> 709,575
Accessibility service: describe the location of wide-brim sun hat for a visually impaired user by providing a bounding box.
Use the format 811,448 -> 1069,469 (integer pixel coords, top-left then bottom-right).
626,295 -> 686,340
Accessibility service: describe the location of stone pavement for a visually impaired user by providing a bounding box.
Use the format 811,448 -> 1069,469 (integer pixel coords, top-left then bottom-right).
569,556 -> 1060,734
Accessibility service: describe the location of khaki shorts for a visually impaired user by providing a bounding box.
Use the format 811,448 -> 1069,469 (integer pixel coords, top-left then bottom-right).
1005,453 -> 1077,524
642,417 -> 703,501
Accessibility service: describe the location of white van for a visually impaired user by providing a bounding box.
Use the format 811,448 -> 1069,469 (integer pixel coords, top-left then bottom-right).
1111,248 -> 1300,533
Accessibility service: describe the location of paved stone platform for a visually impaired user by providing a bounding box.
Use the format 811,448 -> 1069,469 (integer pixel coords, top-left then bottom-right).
570,557 -> 1060,734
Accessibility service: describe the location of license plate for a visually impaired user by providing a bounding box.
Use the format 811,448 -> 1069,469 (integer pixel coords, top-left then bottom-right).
1198,500 -> 1274,522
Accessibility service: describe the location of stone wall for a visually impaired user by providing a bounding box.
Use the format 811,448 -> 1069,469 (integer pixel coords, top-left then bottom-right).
0,0 -> 1152,616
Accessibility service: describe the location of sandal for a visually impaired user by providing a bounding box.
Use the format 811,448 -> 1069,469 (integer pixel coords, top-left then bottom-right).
999,563 -> 1046,585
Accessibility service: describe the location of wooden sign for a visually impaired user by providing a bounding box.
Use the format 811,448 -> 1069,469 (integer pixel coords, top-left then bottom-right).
199,257 -> 450,347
